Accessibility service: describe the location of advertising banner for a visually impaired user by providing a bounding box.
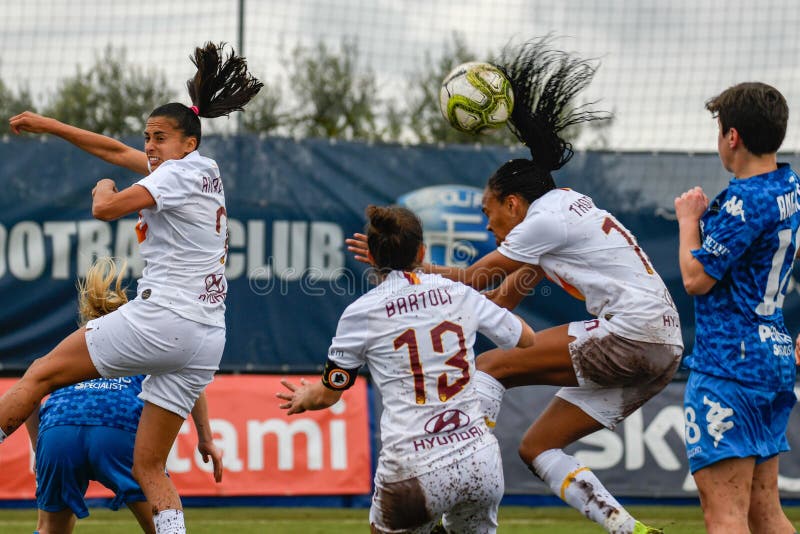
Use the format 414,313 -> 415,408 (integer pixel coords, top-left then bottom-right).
0,375 -> 372,499
2,137 -> 800,372
495,382 -> 800,498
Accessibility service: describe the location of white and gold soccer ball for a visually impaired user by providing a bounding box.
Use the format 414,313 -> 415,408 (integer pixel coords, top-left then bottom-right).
439,61 -> 514,134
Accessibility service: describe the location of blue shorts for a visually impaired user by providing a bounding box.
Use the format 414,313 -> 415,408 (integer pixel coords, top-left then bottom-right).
36,425 -> 146,518
683,371 -> 796,473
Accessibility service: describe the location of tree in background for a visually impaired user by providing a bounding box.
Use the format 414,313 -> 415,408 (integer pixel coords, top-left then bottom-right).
45,47 -> 173,137
0,74 -> 35,128
9,39 -> 602,147
241,82 -> 284,136
287,39 -> 382,141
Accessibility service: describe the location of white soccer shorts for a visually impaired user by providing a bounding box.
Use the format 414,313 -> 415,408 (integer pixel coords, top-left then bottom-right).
559,317 -> 682,429
85,298 -> 225,418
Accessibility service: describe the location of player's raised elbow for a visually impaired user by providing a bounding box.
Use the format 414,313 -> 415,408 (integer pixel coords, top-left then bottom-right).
682,273 -> 716,296
92,201 -> 119,221
516,318 -> 536,348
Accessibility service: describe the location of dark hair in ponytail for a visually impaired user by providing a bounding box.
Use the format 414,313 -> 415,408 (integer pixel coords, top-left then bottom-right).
488,36 -> 610,203
365,205 -> 424,273
149,41 -> 263,148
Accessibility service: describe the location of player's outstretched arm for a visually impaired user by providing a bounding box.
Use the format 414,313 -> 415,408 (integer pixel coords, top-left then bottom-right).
483,264 -> 545,310
277,378 -> 342,415
346,232 -> 524,290
9,111 -> 149,176
190,391 -> 223,483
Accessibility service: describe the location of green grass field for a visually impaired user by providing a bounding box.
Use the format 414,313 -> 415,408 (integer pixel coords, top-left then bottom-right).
0,505 -> 798,533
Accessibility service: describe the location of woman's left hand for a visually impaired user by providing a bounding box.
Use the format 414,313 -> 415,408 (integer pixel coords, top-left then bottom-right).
197,439 -> 224,483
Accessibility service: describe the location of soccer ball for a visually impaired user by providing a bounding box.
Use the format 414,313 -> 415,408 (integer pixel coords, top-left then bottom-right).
439,62 -> 514,134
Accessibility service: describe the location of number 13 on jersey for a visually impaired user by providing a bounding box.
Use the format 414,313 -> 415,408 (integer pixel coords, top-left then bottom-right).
394,320 -> 470,405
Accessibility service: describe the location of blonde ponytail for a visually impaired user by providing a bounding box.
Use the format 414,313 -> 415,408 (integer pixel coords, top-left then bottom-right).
77,257 -> 129,325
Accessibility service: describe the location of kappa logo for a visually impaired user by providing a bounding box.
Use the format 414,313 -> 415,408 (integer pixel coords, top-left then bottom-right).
703,395 -> 734,448
397,185 -> 494,267
424,409 -> 471,434
722,195 -> 746,222
205,273 -> 227,294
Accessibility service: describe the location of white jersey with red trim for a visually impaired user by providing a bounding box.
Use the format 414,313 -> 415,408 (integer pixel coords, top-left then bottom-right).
131,151 -> 227,328
498,188 -> 682,346
328,271 -> 522,482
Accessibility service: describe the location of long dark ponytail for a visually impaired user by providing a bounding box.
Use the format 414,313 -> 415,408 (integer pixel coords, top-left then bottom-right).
488,37 -> 610,203
150,41 -> 263,148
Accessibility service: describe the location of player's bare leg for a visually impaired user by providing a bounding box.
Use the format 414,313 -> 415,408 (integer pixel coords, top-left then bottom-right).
36,507 -> 77,534
128,500 -> 157,534
133,402 -> 186,533
477,324 -> 577,389
693,457 -> 753,534
476,326 -> 662,534
748,456 -> 795,533
0,327 -> 99,440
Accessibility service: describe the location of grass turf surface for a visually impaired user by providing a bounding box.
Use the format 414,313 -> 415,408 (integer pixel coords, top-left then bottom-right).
0,506 -> 798,533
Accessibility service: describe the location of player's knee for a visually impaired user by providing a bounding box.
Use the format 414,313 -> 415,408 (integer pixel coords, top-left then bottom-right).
518,441 -> 538,467
132,452 -> 166,485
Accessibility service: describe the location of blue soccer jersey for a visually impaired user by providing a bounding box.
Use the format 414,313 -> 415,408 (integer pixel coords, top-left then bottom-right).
39,375 -> 145,434
685,164 -> 800,391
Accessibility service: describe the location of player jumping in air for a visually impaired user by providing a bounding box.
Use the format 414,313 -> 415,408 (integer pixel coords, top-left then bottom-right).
5,42 -> 261,534
348,37 -> 682,534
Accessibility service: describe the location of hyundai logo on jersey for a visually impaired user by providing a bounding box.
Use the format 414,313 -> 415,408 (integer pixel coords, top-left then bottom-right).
424,409 -> 471,434
397,185 -> 494,267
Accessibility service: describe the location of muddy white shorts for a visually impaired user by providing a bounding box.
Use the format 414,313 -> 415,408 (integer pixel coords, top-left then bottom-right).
558,317 -> 682,429
84,298 -> 225,418
369,440 -> 503,533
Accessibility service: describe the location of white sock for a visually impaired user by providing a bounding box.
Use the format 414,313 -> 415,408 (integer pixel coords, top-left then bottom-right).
531,449 -> 636,534
154,509 -> 186,534
473,370 -> 505,430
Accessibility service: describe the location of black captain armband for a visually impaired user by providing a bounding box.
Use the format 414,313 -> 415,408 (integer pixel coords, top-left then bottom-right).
321,358 -> 359,391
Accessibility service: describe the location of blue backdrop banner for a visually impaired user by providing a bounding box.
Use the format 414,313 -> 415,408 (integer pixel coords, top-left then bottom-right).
1,135 -> 799,372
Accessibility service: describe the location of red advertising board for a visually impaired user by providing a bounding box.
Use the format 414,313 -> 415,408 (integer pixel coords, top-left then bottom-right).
0,375 -> 371,499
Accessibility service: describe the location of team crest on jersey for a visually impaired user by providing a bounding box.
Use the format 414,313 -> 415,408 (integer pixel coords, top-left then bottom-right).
424,409 -> 471,434
722,195 -> 746,222
199,273 -> 227,303
397,185 -> 494,267
326,368 -> 351,389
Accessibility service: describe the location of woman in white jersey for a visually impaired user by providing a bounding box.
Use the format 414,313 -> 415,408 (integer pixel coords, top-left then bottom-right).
279,205 -> 535,533
5,42 -> 261,534
348,39 -> 682,534
25,257 -> 223,534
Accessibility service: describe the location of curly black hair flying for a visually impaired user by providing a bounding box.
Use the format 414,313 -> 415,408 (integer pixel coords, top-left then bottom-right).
488,36 -> 611,203
149,41 -> 263,149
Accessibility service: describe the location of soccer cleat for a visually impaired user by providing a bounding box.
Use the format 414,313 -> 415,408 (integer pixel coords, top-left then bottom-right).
632,520 -> 663,534
430,518 -> 447,534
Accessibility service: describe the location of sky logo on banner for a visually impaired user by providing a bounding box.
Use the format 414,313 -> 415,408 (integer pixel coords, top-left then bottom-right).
397,185 -> 493,267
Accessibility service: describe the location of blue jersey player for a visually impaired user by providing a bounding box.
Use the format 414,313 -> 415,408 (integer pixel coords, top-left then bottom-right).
25,258 -> 223,534
27,376 -> 152,533
675,82 -> 798,534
